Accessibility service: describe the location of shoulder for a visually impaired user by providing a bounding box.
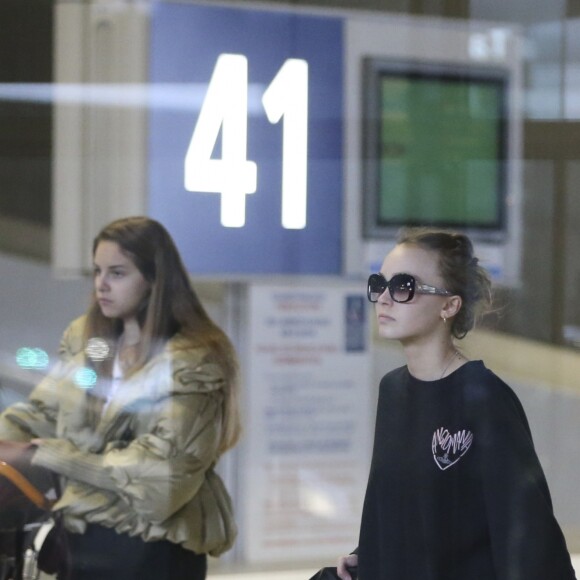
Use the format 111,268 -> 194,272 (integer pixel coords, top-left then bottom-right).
58,315 -> 87,361
163,336 -> 227,394
462,361 -> 524,409
377,365 -> 408,397
380,365 -> 408,384
460,361 -> 531,433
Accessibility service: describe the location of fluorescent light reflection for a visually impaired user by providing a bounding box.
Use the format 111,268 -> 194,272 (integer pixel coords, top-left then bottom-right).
74,367 -> 97,389
298,469 -> 349,519
85,337 -> 110,362
0,83 -> 266,113
15,347 -> 50,370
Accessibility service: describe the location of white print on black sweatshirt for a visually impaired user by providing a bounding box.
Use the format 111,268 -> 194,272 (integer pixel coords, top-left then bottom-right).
432,427 -> 473,471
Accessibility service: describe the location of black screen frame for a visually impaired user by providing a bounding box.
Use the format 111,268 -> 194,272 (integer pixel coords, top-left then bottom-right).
362,58 -> 510,242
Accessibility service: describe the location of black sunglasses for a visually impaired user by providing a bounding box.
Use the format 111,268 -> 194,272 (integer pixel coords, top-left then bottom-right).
367,272 -> 452,303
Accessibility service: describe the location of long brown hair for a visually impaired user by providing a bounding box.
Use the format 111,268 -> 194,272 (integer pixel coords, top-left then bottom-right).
84,216 -> 241,454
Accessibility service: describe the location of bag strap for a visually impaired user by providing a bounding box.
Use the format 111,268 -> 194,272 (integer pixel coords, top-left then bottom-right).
0,461 -> 54,511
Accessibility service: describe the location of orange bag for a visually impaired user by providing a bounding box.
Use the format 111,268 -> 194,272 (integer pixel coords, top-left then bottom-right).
0,441 -> 59,531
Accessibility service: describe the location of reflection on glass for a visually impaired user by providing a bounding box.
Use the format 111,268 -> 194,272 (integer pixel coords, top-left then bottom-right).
85,337 -> 110,362
73,367 -> 97,389
15,347 -> 49,370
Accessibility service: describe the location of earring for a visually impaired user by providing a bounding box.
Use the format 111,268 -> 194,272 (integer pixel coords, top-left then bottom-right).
442,316 -> 447,324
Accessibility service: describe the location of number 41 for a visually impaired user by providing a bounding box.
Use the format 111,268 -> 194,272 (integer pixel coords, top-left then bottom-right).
184,54 -> 309,229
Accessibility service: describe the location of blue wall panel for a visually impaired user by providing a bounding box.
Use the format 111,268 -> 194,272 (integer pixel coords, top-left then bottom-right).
148,4 -> 344,275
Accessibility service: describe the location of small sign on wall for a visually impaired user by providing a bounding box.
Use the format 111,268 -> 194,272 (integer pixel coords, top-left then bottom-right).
243,283 -> 372,562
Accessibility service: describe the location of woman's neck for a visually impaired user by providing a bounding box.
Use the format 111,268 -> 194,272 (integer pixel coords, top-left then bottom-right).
117,319 -> 143,374
403,339 -> 466,381
121,318 -> 141,347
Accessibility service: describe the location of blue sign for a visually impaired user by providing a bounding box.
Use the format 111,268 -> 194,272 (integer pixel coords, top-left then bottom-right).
148,4 -> 343,275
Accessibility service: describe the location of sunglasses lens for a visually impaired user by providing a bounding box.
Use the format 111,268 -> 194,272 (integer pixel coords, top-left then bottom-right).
390,274 -> 415,303
367,274 -> 386,302
367,273 -> 416,303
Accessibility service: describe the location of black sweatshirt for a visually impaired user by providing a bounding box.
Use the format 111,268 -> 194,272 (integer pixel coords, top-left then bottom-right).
356,361 -> 576,580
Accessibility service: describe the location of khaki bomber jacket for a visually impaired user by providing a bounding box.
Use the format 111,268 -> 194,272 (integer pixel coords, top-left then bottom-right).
0,316 -> 237,556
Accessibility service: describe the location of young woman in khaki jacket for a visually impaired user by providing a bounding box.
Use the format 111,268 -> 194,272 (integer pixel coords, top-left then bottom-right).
0,216 -> 241,579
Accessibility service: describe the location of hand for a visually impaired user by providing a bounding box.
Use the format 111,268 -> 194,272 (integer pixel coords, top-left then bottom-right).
30,438 -> 43,446
337,553 -> 358,580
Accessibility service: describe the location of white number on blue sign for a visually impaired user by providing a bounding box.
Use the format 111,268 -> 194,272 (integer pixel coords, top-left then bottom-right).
184,54 -> 309,229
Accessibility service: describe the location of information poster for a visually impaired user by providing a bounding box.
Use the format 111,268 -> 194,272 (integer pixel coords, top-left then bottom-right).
243,284 -> 373,562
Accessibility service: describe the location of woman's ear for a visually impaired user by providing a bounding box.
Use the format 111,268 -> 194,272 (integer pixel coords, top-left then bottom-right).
441,295 -> 462,320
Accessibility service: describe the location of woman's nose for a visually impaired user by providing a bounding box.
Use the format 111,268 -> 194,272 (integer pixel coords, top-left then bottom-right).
378,287 -> 392,304
95,273 -> 109,291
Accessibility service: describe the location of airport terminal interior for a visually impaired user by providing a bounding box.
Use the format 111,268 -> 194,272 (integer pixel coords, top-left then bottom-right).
1,0 -> 579,578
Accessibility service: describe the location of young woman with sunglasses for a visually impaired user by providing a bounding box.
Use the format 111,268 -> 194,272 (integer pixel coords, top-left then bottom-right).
0,217 -> 240,579
337,228 -> 576,580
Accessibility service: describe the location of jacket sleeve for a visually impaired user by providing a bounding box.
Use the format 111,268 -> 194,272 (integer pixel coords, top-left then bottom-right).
32,354 -> 227,524
480,380 -> 576,579
0,318 -> 83,441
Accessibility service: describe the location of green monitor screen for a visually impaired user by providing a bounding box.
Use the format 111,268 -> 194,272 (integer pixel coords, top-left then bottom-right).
363,59 -> 508,239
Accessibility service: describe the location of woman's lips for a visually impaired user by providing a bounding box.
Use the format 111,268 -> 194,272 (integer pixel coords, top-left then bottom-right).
378,313 -> 395,322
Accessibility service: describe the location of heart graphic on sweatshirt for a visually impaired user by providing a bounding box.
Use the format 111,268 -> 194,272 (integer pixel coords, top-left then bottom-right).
432,427 -> 473,471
